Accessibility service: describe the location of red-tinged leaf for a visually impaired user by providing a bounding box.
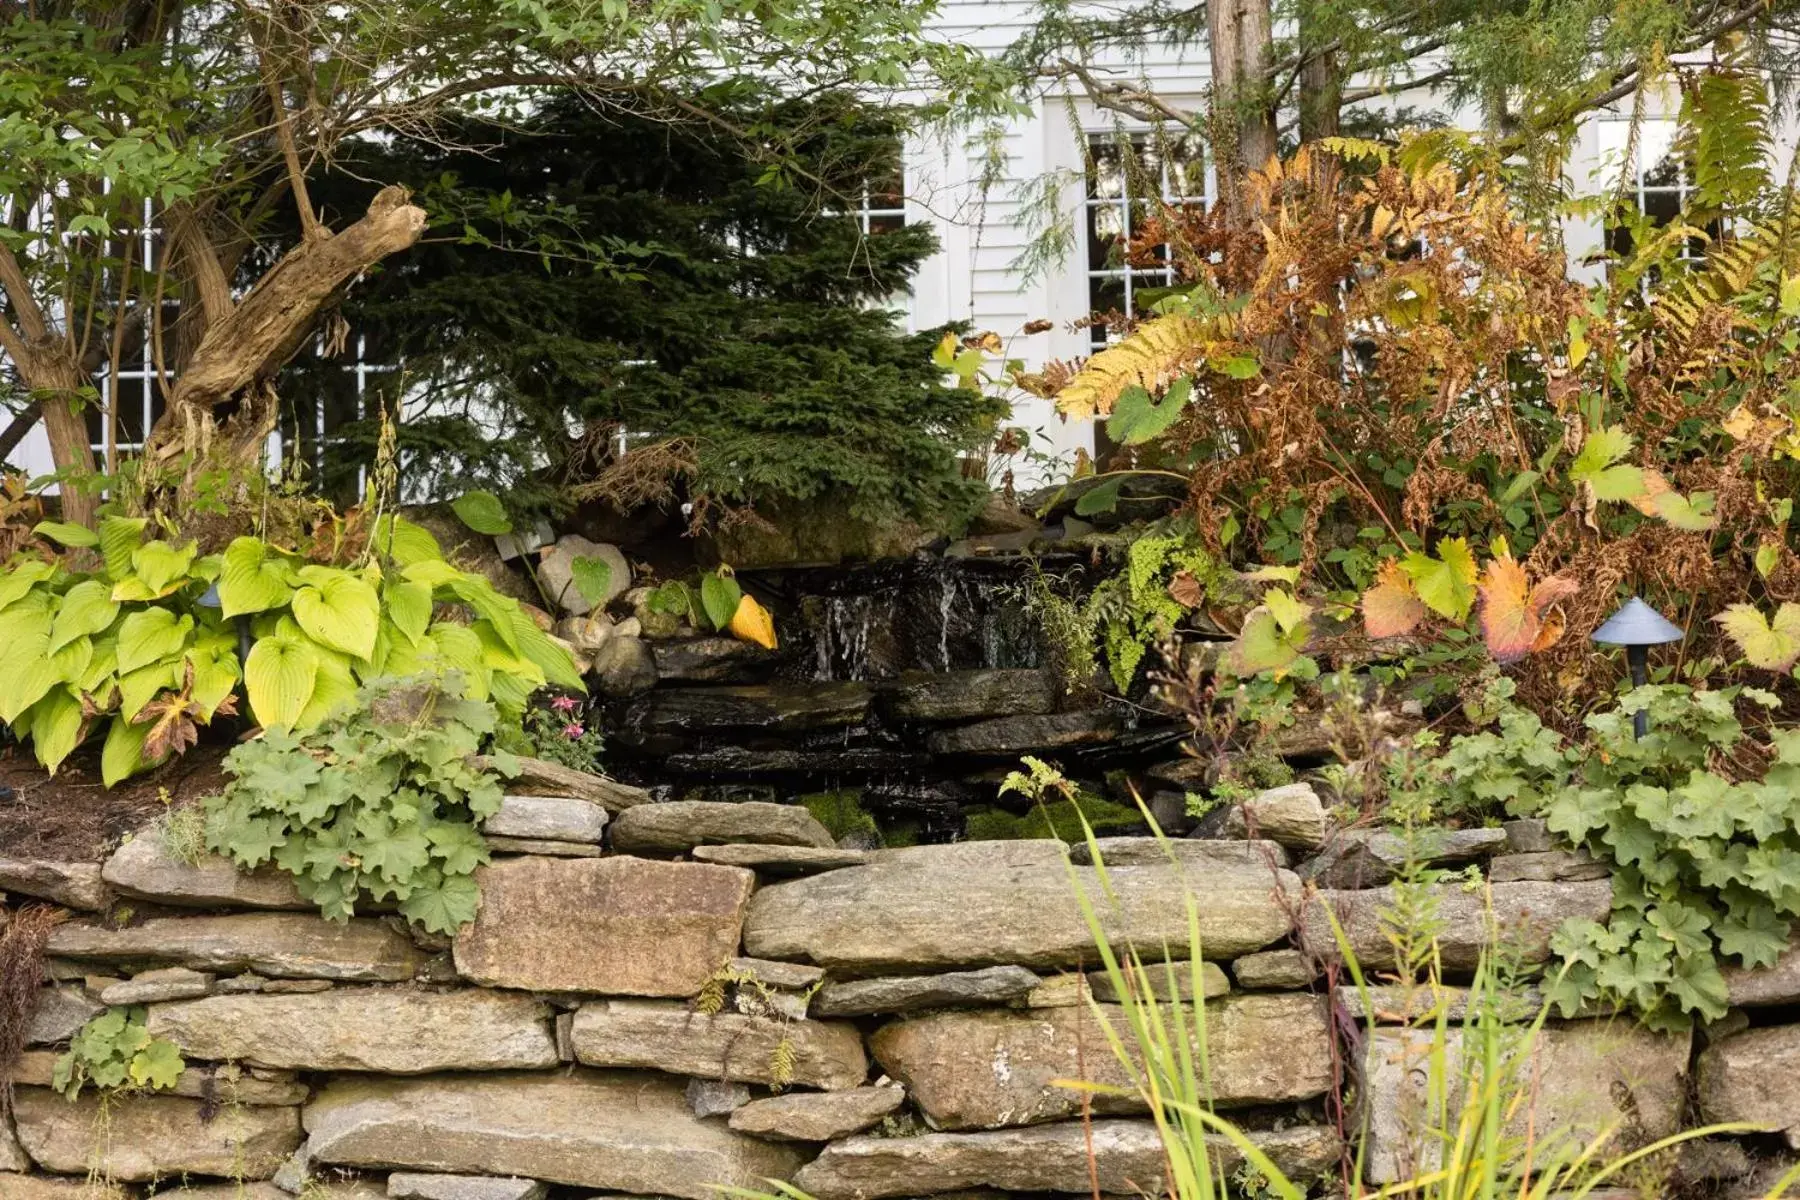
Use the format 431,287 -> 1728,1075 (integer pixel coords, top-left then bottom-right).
1479,551 -> 1580,663
1167,570 -> 1204,609
1362,560 -> 1426,638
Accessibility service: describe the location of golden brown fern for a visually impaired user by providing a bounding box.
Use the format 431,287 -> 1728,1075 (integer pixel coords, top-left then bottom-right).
1054,314 -> 1219,420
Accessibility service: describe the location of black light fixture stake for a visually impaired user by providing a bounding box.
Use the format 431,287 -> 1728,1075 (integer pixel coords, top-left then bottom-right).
1591,596 -> 1685,740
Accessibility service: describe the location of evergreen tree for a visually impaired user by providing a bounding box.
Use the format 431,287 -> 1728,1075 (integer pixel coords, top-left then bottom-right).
303,88 -> 1003,532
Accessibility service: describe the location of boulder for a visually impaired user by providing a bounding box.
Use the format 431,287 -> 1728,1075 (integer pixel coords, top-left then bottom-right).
791,1120 -> 1341,1198
612,801 -> 835,854
924,710 -> 1120,757
1724,935 -> 1800,1007
9,1049 -> 307,1105
1231,948 -> 1315,990
100,965 -> 212,1004
1068,837 -> 1290,869
12,1086 -> 301,1181
25,983 -> 104,1044
691,844 -> 869,874
0,856 -> 110,910
481,795 -> 608,843
569,999 -> 867,1090
652,638 -> 777,683
813,966 -> 1042,1017
1486,849 -> 1610,883
1301,881 -> 1613,971
474,754 -> 650,812
387,1177 -> 546,1200
630,684 -> 872,735
729,1086 -> 905,1142
146,987 -> 558,1073
302,1070 -> 806,1199
537,535 -> 629,615
47,914 -> 425,981
1697,1025 -> 1800,1144
744,846 -> 1296,971
1085,960 -> 1229,1003
871,994 -> 1332,1129
554,612 -> 614,655
1365,1022 -> 1690,1182
1210,783 -> 1328,851
453,856 -> 752,996
590,635 -> 659,698
102,835 -> 307,909
886,669 -> 1058,723
1303,827 -> 1508,887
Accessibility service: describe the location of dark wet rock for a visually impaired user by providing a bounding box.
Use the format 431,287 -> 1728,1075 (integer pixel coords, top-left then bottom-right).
630,683 -> 873,735
652,637 -> 779,683
886,668 -> 1058,723
925,710 -> 1120,757
662,745 -> 926,776
590,635 -> 659,697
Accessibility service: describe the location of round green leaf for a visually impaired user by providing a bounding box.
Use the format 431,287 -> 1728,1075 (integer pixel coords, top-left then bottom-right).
219,537 -> 295,618
292,573 -> 380,661
450,491 -> 512,536
570,556 -> 614,607
50,580 -> 119,653
244,634 -> 319,730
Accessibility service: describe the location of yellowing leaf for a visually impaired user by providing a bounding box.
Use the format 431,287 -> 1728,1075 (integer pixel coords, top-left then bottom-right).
1223,606 -> 1310,678
1262,588 -> 1310,634
1362,559 -> 1427,638
1477,549 -> 1580,663
1630,472 -> 1719,531
729,593 -> 779,650
1716,603 -> 1800,672
1403,538 -> 1479,623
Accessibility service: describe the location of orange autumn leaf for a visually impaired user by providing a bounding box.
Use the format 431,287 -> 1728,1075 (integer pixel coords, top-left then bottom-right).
1362,559 -> 1427,638
1478,550 -> 1580,663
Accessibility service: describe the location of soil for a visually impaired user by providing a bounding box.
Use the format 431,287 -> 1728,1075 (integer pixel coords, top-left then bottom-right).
0,741 -> 231,863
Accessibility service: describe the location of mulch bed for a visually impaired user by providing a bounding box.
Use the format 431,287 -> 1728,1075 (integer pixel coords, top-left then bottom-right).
0,741 -> 231,863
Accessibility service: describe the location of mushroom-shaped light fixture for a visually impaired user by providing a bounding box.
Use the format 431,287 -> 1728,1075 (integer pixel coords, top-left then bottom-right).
1591,596 -> 1685,739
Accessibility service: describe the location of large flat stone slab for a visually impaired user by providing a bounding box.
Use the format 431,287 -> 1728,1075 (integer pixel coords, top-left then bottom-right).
886,669 -> 1058,722
387,1174 -> 548,1200
147,987 -> 558,1073
10,1048 -> 307,1105
1723,935 -> 1800,1007
611,801 -> 834,853
1302,827 -> 1507,887
0,1179 -> 129,1200
481,795 -> 608,843
47,913 -> 424,981
1697,1024 -> 1800,1144
302,1070 -> 806,1200
813,966 -> 1042,1017
924,710 -> 1120,757
473,755 -> 651,812
728,1086 -> 905,1141
12,1086 -> 301,1181
871,994 -> 1331,1129
632,683 -> 872,734
102,835 -> 308,908
570,999 -> 867,1090
452,855 -> 752,995
791,1120 -> 1341,1198
1365,1021 -> 1690,1182
1068,837 -> 1290,868
744,846 -> 1296,970
692,844 -> 869,874
26,984 -> 104,1044
0,856 -> 110,910
1302,881 -> 1612,971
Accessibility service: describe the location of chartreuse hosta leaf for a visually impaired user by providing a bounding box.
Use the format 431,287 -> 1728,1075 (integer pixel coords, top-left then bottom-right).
0,606 -> 57,723
49,579 -> 119,654
291,567 -> 380,661
116,608 -> 193,674
218,536 -> 296,617
244,632 -> 319,730
32,520 -> 98,548
96,516 -> 146,581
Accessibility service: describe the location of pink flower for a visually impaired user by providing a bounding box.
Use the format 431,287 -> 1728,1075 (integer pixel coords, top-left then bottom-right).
550,695 -> 581,714
563,722 -> 585,740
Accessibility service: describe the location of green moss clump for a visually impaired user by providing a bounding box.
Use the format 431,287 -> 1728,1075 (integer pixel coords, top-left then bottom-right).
799,790 -> 880,843
962,795 -> 1144,842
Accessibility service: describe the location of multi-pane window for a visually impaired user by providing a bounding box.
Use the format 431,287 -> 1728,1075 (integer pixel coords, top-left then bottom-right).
852,157 -> 907,236
1598,118 -> 1715,265
1084,133 -> 1208,349
277,332 -> 399,506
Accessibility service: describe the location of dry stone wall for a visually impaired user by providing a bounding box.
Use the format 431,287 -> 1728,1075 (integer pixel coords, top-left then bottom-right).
3,786 -> 1800,1199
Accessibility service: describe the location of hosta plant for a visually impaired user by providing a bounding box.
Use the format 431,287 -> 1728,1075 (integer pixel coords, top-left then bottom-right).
0,514 -> 581,783
202,675 -> 513,933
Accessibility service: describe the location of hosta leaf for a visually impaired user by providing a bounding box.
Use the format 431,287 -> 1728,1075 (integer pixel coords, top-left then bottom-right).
244,633 -> 319,731
49,636 -> 92,688
1106,378 -> 1192,445
383,580 -> 433,646
0,559 -> 55,611
97,517 -> 146,580
218,537 -> 295,618
0,607 -> 57,722
117,608 -> 193,674
451,490 -> 511,536
1715,603 -> 1800,672
131,540 -> 198,595
50,580 -> 118,653
447,577 -> 522,653
427,623 -> 490,700
32,520 -> 97,548
1363,559 -> 1427,637
30,688 -> 86,774
369,515 -> 443,566
699,571 -> 742,632
101,715 -> 153,787
119,661 -> 180,722
295,648 -> 358,731
570,557 -> 615,608
291,572 -> 380,661
1402,538 -> 1478,622
508,609 -> 584,690
729,593 -> 779,651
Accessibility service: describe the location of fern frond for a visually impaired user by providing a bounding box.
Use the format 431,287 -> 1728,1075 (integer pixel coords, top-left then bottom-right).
1055,314 -> 1214,420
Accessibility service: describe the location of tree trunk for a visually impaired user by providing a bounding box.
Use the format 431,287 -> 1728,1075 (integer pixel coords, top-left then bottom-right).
1209,0 -> 1278,213
11,350 -> 99,528
1298,47 -> 1343,190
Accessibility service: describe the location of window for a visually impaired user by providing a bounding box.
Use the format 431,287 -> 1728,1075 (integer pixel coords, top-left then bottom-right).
852,156 -> 907,236
277,331 -> 399,506
1598,118 -> 1716,265
1084,132 -> 1208,349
